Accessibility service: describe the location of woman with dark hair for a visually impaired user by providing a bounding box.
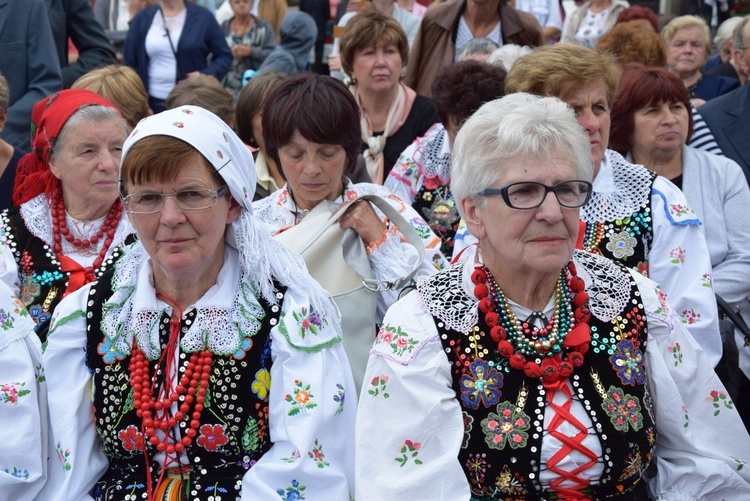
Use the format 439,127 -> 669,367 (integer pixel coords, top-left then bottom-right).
253,74 -> 447,390
339,7 -> 439,183
42,105 -> 356,500
610,64 -> 750,338
385,60 -> 507,259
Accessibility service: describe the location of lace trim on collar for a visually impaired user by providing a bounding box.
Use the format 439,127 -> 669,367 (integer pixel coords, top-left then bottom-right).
101,244 -> 266,360
581,150 -> 654,224
416,250 -> 631,334
414,124 -> 451,187
20,194 -> 133,256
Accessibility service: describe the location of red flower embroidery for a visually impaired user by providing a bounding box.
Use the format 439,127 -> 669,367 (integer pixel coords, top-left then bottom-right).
197,424 -> 229,451
118,425 -> 145,452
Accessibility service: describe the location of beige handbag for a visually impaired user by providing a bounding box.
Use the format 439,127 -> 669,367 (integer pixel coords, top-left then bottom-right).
274,194 -> 424,392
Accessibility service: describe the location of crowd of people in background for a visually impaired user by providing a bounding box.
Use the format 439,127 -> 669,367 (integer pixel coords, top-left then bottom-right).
2,0 -> 750,499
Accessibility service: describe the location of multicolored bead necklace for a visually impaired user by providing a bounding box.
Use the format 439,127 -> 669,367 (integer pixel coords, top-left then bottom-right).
471,262 -> 592,384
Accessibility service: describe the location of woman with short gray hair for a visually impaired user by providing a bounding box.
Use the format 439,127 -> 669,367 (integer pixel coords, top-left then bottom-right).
356,92 -> 750,500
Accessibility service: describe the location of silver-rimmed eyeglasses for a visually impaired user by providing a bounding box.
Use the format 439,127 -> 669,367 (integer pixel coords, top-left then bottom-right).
479,180 -> 593,210
122,186 -> 229,214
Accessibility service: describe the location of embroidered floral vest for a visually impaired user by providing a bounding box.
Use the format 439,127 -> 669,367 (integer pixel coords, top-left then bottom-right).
428,263 -> 657,499
580,168 -> 657,278
84,268 -> 284,501
412,185 -> 460,258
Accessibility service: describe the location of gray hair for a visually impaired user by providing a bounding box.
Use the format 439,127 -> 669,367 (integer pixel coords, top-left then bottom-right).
457,37 -> 500,61
52,105 -> 128,161
716,16 -> 744,48
486,44 -> 534,72
450,93 -> 593,217
733,16 -> 750,51
0,72 -> 8,113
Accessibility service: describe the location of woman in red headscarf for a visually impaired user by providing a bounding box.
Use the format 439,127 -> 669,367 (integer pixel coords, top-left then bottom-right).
0,89 -> 133,341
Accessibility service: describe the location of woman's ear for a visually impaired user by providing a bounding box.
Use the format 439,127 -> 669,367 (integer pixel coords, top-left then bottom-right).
226,198 -> 243,224
461,196 -> 486,241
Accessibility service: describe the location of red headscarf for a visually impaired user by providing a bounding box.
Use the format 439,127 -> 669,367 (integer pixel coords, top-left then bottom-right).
12,89 -> 121,206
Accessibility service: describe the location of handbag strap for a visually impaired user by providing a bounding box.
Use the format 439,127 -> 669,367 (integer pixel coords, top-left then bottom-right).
296,194 -> 426,292
159,7 -> 186,80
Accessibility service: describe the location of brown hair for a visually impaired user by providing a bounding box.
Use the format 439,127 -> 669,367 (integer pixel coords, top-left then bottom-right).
615,6 -> 659,32
120,136 -> 224,194
596,21 -> 666,68
609,64 -> 695,153
262,74 -> 361,178
431,60 -> 507,126
338,6 -> 409,77
165,74 -> 235,126
72,65 -> 149,129
235,70 -> 287,147
506,43 -> 620,107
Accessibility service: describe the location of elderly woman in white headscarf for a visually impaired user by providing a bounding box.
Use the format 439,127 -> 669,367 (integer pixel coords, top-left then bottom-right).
41,106 -> 356,501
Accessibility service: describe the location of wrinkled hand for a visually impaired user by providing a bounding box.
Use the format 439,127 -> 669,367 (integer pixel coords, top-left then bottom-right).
232,45 -> 252,59
339,201 -> 387,245
328,53 -> 342,71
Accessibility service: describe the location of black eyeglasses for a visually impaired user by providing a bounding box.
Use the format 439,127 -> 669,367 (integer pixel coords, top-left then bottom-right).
122,186 -> 229,214
478,180 -> 593,210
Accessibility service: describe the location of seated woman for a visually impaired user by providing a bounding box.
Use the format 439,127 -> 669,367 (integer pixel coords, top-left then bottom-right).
339,7 -> 439,183
0,89 -> 133,341
0,281 -> 47,500
662,15 -> 739,107
253,74 -> 447,391
356,92 -> 750,500
610,64 -> 750,373
385,60 -> 507,259
42,106 -> 356,500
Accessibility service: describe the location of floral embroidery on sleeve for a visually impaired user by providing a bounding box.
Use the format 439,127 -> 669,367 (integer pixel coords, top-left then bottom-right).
333,383 -> 346,415
667,342 -> 683,366
669,246 -> 685,265
706,390 -> 734,416
669,203 -> 692,218
307,439 -> 329,468
368,375 -> 390,399
292,307 -> 326,338
56,442 -> 72,471
0,381 -> 31,405
285,380 -> 317,416
682,405 -> 690,428
374,324 -> 420,357
680,308 -> 701,325
394,439 -> 423,467
277,479 -> 306,500
701,273 -> 712,288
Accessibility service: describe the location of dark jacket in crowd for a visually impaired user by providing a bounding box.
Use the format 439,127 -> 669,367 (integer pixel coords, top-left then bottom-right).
258,11 -> 317,75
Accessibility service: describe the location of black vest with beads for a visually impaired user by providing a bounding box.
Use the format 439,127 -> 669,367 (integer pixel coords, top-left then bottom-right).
0,207 -> 133,342
84,266 -> 284,501
430,265 -> 657,500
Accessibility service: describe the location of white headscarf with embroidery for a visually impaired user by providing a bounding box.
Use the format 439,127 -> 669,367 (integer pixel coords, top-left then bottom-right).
121,106 -> 339,325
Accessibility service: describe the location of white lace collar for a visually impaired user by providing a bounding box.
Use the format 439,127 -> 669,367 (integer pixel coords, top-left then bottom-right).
414,124 -> 452,186
102,244 -> 266,360
20,194 -> 133,259
417,250 -> 632,335
581,150 -> 653,224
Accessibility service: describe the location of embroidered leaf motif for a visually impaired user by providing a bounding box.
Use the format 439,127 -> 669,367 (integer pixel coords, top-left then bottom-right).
242,417 -> 260,453
0,381 -> 31,405
368,375 -> 390,399
601,386 -> 644,432
680,308 -> 701,325
669,246 -> 686,265
307,438 -> 329,468
292,306 -> 326,338
277,479 -> 306,500
56,442 -> 72,471
333,383 -> 346,415
667,342 -> 683,367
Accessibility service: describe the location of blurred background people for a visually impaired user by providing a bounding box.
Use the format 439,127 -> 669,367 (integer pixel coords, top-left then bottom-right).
662,15 -> 739,108
704,16 -> 745,77
124,0 -> 232,113
561,0 -> 629,49
257,11 -> 317,75
45,0 -> 118,88
216,0 -> 288,40
0,0 -> 62,151
405,0 -> 544,97
71,65 -> 150,131
220,0 -> 277,97
0,90 -> 133,341
455,37 -> 500,63
339,7 -> 438,183
0,73 -> 27,212
514,0 -> 563,43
